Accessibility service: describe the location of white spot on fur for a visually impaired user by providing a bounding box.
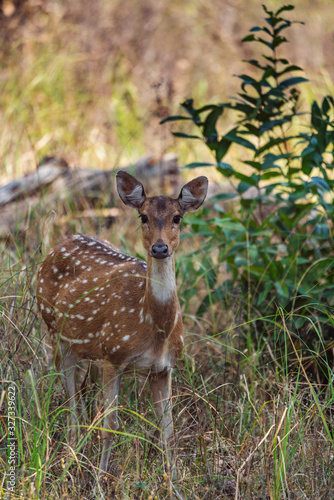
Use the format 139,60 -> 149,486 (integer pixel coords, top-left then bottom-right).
122,335 -> 130,341
145,313 -> 153,324
173,310 -> 180,328
61,335 -> 89,344
139,308 -> 143,323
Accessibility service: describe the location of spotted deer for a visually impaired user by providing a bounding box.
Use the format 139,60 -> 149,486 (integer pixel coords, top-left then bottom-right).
36,170 -> 208,474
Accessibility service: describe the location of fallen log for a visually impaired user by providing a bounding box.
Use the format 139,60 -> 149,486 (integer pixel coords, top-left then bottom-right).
0,154 -> 179,240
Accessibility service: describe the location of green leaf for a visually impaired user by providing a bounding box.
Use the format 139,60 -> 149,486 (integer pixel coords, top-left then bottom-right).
217,163 -> 235,178
209,192 -> 238,202
203,107 -> 223,140
277,65 -> 303,76
273,21 -> 292,36
216,137 -> 232,162
301,157 -> 314,175
278,76 -> 308,89
276,5 -> 295,15
181,98 -> 196,115
245,59 -> 267,71
257,136 -> 295,155
237,93 -> 259,106
243,160 -> 262,170
237,181 -> 253,194
160,115 -> 192,124
184,162 -> 215,169
257,283 -> 273,305
214,219 -> 246,233
196,104 -> 224,114
260,118 -> 290,133
311,101 -> 323,131
274,281 -> 290,299
262,170 -> 282,180
242,34 -> 256,42
256,37 -> 274,49
243,124 -> 261,137
234,172 -> 259,186
321,95 -> 334,116
172,132 -> 202,140
272,36 -> 287,48
250,26 -> 271,35
309,176 -> 331,192
234,256 -> 248,267
237,74 -> 258,91
224,128 -> 256,151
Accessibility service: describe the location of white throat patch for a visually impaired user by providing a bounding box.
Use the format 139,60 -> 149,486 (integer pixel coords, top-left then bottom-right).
150,256 -> 176,304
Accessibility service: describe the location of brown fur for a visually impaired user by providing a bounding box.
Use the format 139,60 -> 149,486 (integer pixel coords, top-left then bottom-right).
36,171 -> 208,475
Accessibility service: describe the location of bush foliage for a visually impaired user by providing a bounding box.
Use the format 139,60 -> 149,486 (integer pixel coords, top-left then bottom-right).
164,5 -> 334,360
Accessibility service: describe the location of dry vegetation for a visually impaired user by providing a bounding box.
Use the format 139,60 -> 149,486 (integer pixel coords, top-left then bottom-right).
1,1 -> 334,499
1,0 -> 334,181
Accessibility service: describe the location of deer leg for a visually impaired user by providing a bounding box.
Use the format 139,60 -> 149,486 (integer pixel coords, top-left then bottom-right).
150,369 -> 176,477
80,361 -> 100,419
99,362 -> 120,473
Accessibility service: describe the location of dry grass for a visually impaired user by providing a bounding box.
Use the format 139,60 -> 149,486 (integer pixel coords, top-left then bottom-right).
1,207 -> 334,499
1,0 -> 334,183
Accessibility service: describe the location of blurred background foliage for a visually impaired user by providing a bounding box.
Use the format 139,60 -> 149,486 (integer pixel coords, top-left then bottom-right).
1,0 -> 334,180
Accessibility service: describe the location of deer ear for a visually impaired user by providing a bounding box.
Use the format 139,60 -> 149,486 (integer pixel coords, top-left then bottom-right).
116,171 -> 146,209
178,176 -> 208,212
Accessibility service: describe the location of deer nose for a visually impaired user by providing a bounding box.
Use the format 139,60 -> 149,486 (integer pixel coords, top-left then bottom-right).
151,241 -> 169,259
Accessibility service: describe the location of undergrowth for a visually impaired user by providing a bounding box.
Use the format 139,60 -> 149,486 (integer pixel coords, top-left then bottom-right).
1,185 -> 334,499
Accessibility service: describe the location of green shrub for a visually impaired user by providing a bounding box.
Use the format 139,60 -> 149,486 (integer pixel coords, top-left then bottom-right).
163,4 -> 334,365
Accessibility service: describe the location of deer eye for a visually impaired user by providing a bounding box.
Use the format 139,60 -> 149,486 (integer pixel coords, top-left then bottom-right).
173,215 -> 182,224
140,214 -> 148,223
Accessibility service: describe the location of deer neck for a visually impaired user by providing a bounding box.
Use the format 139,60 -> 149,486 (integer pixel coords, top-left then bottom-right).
145,254 -> 179,338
